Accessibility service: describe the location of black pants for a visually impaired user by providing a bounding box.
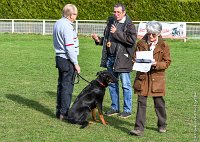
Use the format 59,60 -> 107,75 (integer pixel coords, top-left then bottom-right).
55,56 -> 75,117
134,95 -> 167,131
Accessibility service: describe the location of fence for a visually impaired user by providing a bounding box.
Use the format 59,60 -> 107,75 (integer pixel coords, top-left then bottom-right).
0,19 -> 200,40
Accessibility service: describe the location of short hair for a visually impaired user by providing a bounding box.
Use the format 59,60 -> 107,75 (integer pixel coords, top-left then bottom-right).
114,3 -> 126,11
146,21 -> 162,34
62,4 -> 77,17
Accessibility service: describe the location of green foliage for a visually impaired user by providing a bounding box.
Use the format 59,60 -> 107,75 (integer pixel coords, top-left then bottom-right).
0,0 -> 199,21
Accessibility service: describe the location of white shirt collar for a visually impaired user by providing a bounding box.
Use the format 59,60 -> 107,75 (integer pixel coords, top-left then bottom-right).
149,37 -> 158,51
152,37 -> 158,45
118,16 -> 126,23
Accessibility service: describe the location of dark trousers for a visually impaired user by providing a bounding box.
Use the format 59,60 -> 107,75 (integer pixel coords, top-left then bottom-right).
134,95 -> 167,131
55,56 -> 75,117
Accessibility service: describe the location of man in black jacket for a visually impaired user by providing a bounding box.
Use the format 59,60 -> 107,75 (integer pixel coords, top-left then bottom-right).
92,3 -> 137,118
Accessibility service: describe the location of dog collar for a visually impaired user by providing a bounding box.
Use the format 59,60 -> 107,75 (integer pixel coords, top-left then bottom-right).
97,80 -> 106,87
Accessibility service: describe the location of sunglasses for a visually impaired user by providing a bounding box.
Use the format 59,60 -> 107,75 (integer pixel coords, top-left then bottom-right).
147,33 -> 158,37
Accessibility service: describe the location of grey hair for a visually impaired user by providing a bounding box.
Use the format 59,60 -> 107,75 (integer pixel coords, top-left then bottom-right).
146,21 -> 162,34
114,3 -> 126,11
62,4 -> 77,18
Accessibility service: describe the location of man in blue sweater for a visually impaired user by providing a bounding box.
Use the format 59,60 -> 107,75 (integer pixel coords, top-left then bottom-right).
53,4 -> 80,120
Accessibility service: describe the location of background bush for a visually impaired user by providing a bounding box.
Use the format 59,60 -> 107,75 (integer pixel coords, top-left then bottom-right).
0,0 -> 199,21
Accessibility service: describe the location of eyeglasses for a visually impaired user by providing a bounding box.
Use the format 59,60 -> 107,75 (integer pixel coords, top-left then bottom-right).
147,33 -> 158,37
113,11 -> 123,15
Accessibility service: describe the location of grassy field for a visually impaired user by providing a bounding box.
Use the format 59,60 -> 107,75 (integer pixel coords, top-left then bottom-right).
0,33 -> 199,142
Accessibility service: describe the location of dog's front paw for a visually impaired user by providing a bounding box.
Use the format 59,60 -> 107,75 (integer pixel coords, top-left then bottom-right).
89,121 -> 95,124
94,119 -> 100,122
103,121 -> 109,125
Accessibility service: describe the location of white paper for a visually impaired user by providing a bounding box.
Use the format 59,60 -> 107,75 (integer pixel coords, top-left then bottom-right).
136,51 -> 153,60
132,51 -> 154,72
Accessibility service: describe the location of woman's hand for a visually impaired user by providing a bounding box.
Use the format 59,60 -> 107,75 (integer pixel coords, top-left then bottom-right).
152,60 -> 157,66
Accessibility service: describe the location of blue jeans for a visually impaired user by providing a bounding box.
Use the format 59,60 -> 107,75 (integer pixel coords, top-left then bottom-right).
106,57 -> 133,113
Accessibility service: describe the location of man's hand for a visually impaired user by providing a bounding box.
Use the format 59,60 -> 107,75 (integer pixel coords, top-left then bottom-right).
110,24 -> 117,33
91,34 -> 100,42
74,64 -> 80,74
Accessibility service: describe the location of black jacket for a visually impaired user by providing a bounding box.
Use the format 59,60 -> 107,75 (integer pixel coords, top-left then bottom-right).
96,15 -> 137,72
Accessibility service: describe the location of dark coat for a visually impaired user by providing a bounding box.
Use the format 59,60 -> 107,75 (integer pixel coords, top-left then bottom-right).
133,35 -> 171,96
97,15 -> 137,72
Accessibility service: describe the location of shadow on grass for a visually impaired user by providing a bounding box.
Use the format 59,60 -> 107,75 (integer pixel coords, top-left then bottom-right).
45,91 -> 77,102
102,106 -> 134,134
145,126 -> 158,132
43,92 -> 134,133
45,91 -> 134,133
103,106 -> 158,133
46,91 -> 56,97
6,94 -> 55,118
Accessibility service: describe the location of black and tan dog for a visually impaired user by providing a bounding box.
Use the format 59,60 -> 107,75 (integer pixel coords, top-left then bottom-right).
66,70 -> 118,128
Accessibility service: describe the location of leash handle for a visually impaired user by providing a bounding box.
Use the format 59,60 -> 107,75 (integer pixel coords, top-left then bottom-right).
73,71 -> 80,84
73,71 -> 91,84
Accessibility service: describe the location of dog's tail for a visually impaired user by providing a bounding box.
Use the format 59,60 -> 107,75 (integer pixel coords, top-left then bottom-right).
80,121 -> 89,129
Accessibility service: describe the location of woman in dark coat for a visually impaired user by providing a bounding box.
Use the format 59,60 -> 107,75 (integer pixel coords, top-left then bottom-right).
130,21 -> 171,136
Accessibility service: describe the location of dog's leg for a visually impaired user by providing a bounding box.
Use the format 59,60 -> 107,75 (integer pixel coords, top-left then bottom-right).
91,108 -> 99,122
91,108 -> 96,121
96,106 -> 107,125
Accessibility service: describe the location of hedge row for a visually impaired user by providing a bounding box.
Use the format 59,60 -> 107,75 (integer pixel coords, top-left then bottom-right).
0,0 -> 199,22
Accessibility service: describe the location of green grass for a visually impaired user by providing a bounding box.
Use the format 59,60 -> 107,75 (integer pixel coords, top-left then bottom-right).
178,0 -> 200,1
0,33 -> 199,142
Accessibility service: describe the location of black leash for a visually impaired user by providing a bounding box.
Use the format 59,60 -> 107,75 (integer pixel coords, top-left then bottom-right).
73,72 -> 91,84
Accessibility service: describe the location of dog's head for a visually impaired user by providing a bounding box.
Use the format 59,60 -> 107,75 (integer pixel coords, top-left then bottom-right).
96,70 -> 118,86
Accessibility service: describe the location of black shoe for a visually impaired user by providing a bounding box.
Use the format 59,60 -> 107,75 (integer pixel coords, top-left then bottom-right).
105,109 -> 119,116
130,129 -> 144,136
56,111 -> 60,119
118,112 -> 131,118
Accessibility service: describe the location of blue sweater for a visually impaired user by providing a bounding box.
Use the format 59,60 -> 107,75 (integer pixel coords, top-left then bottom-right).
53,17 -> 79,65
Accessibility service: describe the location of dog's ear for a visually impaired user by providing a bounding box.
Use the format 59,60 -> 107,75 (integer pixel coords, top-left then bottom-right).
96,70 -> 107,76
